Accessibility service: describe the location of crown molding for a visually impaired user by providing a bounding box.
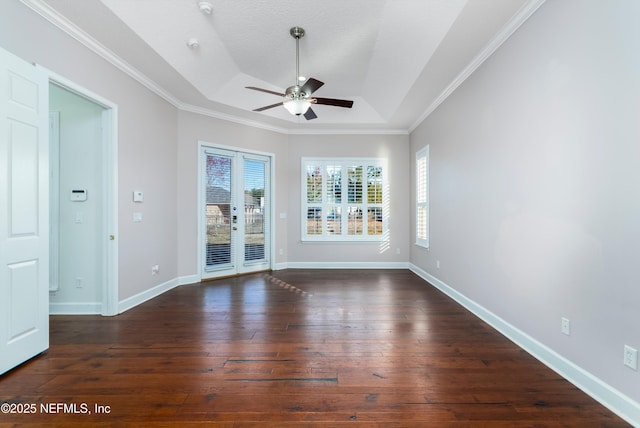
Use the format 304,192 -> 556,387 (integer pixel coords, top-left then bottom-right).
287,127 -> 409,136
21,0 -> 544,137
409,0 -> 547,133
21,0 -> 409,136
20,0 -> 182,109
178,103 -> 290,134
180,103 -> 409,135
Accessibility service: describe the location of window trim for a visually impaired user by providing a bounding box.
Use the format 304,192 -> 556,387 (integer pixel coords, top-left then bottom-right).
415,146 -> 429,249
301,157 -> 387,242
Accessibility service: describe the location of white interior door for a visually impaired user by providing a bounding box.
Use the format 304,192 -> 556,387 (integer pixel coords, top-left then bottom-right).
0,48 -> 49,374
200,146 -> 271,279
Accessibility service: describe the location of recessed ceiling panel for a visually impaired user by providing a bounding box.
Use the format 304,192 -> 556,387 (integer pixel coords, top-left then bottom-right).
36,0 -> 538,130
98,0 -> 464,125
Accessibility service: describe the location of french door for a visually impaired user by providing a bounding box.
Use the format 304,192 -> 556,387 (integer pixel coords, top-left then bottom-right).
200,146 -> 271,279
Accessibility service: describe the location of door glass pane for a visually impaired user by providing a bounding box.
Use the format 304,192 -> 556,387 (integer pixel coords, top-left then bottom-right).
205,154 -> 232,269
244,159 -> 265,262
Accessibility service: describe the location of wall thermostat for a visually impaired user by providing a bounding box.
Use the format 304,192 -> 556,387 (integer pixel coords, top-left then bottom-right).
70,189 -> 87,202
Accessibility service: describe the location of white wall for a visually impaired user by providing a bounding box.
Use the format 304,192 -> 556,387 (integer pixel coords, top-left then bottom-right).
0,1 -> 179,303
176,110 -> 289,278
286,134 -> 411,267
49,84 -> 104,310
176,117 -> 411,276
2,0 -> 636,420
410,0 -> 639,411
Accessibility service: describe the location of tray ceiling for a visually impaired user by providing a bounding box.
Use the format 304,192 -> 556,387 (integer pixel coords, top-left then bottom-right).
31,0 -> 543,133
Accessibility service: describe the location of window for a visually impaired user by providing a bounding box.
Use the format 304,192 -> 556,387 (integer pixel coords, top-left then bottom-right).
302,158 -> 386,241
416,146 -> 429,248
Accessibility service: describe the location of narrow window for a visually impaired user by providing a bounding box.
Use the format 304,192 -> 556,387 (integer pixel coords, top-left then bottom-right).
416,146 -> 429,248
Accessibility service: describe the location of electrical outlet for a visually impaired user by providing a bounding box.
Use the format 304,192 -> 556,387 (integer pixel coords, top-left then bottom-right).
75,277 -> 83,288
436,260 -> 440,269
151,265 -> 159,275
561,317 -> 570,336
624,345 -> 638,370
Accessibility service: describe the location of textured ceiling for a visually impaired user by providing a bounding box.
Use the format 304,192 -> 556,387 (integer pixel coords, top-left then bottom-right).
33,0 -> 540,132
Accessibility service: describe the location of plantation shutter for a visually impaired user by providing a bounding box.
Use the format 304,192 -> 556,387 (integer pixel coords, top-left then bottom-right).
416,146 -> 429,248
302,158 -> 385,241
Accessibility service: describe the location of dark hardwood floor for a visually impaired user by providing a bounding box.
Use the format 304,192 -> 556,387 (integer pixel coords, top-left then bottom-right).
0,270 -> 630,427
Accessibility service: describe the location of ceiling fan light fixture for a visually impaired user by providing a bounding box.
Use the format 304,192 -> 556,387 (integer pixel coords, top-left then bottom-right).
283,97 -> 311,115
246,26 -> 353,120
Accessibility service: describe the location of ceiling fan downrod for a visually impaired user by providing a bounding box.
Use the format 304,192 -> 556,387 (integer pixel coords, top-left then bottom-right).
290,26 -> 305,91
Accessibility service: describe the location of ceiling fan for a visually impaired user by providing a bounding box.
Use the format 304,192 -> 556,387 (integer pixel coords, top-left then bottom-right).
246,27 -> 354,120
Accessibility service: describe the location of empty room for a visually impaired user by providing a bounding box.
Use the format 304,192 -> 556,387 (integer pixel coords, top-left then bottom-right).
0,0 -> 638,426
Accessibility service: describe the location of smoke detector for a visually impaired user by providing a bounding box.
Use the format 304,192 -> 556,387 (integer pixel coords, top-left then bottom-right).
198,1 -> 213,15
187,38 -> 200,49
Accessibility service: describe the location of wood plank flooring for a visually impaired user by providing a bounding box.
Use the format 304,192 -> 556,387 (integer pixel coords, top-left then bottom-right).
0,269 -> 630,427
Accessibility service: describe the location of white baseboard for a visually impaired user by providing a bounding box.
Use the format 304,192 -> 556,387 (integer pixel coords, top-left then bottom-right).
175,262 -> 409,274
49,302 -> 102,315
409,263 -> 640,427
118,278 -> 180,314
272,262 -> 288,271
178,274 -> 200,286
285,261 -> 409,269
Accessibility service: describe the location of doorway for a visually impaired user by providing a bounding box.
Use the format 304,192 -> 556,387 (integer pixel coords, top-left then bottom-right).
0,47 -> 117,377
47,78 -> 118,316
199,145 -> 272,279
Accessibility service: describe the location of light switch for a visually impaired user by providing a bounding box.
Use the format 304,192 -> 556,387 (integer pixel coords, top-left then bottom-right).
133,212 -> 143,222
133,191 -> 144,202
75,212 -> 83,224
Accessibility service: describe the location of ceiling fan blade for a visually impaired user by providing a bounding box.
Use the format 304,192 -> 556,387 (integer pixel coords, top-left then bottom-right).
303,107 -> 317,120
253,102 -> 283,112
300,78 -> 324,96
245,86 -> 285,97
313,97 -> 354,108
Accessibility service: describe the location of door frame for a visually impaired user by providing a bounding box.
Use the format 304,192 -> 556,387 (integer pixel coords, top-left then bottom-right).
46,71 -> 119,316
49,111 -> 60,292
197,141 -> 275,280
